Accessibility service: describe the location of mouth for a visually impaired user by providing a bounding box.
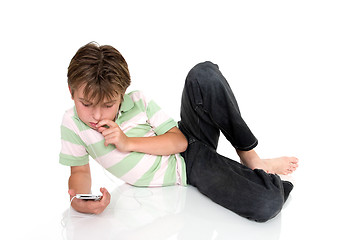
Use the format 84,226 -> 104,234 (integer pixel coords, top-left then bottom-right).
89,122 -> 98,128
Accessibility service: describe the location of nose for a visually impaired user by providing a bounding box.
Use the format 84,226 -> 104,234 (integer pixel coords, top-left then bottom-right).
92,106 -> 102,121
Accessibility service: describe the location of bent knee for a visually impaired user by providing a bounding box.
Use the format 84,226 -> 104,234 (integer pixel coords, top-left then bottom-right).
188,61 -> 219,79
186,61 -> 224,90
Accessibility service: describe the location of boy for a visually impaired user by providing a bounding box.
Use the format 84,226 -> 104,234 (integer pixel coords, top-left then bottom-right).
60,42 -> 298,222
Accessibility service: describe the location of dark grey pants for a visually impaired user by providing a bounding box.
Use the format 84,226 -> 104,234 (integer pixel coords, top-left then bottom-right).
179,61 -> 293,222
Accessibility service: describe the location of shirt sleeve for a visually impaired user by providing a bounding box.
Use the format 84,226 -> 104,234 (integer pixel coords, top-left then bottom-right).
59,111 -> 89,166
144,95 -> 177,136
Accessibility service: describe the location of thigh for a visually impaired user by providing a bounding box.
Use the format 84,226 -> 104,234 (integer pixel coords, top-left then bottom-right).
180,61 -> 258,151
179,71 -> 220,150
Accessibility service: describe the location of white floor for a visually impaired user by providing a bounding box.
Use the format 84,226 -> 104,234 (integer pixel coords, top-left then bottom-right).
62,184 -> 285,240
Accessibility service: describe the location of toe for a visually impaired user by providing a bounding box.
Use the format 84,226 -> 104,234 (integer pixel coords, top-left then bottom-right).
291,157 -> 299,164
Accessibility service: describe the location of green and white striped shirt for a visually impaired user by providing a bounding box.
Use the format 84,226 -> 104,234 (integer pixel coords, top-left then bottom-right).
59,90 -> 187,187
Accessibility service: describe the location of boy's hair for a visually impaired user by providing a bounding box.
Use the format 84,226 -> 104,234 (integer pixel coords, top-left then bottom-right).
68,42 -> 131,104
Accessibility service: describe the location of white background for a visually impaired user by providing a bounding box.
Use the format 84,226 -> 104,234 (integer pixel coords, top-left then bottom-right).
1,0 -> 359,239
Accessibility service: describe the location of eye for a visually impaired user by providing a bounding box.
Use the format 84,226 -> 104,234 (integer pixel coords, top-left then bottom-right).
105,104 -> 114,108
81,102 -> 91,107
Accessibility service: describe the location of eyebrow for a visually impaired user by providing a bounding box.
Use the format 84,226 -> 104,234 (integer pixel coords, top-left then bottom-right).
79,98 -> 117,104
104,100 -> 117,104
79,98 -> 92,103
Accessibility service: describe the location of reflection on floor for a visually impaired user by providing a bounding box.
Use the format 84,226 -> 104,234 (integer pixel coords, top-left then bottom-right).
62,184 -> 285,240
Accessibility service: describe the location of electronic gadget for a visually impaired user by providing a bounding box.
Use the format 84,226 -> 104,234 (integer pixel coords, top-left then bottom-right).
75,194 -> 102,201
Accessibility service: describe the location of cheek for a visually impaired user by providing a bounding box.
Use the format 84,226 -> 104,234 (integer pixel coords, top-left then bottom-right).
107,108 -> 119,119
104,105 -> 120,119
76,104 -> 90,120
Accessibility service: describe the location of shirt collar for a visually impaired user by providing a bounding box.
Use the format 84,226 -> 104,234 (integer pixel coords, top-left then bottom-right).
118,93 -> 134,114
73,106 -> 79,120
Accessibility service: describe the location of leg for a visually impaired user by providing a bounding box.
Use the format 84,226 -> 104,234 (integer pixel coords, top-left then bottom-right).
179,62 -> 293,221
179,61 -> 298,175
183,141 -> 293,222
179,61 -> 258,151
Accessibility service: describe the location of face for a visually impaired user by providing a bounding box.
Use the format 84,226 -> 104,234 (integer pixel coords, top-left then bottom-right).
72,84 -> 122,129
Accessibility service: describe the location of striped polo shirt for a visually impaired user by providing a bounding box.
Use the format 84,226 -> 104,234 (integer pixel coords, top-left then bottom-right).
59,90 -> 187,187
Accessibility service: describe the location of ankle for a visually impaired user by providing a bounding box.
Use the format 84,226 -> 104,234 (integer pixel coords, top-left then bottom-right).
236,149 -> 262,169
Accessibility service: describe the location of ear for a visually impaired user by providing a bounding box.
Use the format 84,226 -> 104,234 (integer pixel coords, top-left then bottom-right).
68,85 -> 74,100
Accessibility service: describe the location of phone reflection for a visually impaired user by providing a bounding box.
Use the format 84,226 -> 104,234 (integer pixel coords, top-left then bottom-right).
62,184 -> 282,240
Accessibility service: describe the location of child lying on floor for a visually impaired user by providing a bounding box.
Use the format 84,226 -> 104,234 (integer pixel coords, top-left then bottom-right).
60,42 -> 298,222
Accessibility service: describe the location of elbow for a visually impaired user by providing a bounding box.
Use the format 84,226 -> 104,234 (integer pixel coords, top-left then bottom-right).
178,136 -> 188,153
168,127 -> 188,154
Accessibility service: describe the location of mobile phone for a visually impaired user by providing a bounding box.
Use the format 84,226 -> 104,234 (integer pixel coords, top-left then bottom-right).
75,194 -> 102,201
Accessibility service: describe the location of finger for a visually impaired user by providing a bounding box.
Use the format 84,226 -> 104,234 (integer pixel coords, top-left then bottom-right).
83,188 -> 110,214
97,119 -> 116,129
104,132 -> 119,141
98,121 -> 117,134
104,133 -> 120,147
100,187 -> 108,197
68,189 -> 76,197
83,199 -> 102,213
100,187 -> 111,202
102,127 -> 119,137
99,125 -> 116,134
97,126 -> 107,133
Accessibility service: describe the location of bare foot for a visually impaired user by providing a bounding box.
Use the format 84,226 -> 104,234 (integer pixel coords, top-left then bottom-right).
236,149 -> 299,175
261,157 -> 299,175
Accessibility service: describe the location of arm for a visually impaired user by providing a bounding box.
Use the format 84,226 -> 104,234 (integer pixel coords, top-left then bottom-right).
68,164 -> 111,214
126,126 -> 188,155
97,119 -> 188,156
68,164 -> 92,196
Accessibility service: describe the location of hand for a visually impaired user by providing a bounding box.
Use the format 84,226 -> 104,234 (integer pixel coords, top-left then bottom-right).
68,187 -> 111,214
96,119 -> 130,152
